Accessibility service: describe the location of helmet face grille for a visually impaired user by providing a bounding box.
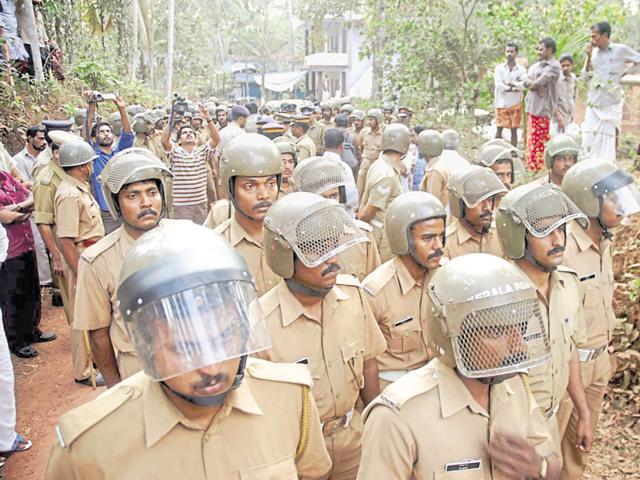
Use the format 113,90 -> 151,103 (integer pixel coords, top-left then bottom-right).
453,298 -> 550,378
103,148 -> 169,193
292,205 -> 366,267
461,170 -> 505,208
299,163 -> 347,195
520,187 -> 584,237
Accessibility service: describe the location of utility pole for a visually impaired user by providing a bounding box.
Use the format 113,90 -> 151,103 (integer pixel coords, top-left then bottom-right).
165,0 -> 175,99
288,0 -> 295,70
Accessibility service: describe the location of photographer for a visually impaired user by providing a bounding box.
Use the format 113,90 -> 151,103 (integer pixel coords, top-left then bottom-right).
83,92 -> 134,234
161,103 -> 220,224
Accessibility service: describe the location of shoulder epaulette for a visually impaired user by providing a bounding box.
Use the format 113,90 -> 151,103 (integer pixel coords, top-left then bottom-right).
80,229 -> 121,263
54,380 -> 139,448
362,260 -> 396,296
258,285 -> 281,316
335,273 -> 361,287
38,168 -> 55,186
355,219 -> 372,233
246,358 -> 313,387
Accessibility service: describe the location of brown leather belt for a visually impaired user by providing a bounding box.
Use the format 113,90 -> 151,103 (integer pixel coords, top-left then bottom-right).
78,239 -> 98,248
321,408 -> 354,437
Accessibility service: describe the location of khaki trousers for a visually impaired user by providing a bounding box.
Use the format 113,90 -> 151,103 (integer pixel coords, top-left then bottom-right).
557,352 -> 611,479
356,158 -> 373,201
321,410 -> 363,480
61,260 -> 91,381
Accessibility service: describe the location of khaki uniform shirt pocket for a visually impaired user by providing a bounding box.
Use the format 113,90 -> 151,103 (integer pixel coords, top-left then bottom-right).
341,335 -> 365,389
388,316 -> 422,355
240,455 -> 298,480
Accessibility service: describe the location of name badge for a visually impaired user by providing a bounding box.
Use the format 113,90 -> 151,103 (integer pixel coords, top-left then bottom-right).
296,357 -> 309,365
394,316 -> 414,327
445,460 -> 481,472
579,273 -> 596,282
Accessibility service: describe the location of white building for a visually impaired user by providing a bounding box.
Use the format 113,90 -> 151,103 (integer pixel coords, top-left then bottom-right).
304,13 -> 373,100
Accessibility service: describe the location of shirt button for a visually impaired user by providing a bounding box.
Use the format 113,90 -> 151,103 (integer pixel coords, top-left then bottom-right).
204,433 -> 212,442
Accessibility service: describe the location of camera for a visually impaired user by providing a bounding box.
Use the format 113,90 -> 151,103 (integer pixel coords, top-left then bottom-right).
93,92 -> 116,103
172,94 -> 189,115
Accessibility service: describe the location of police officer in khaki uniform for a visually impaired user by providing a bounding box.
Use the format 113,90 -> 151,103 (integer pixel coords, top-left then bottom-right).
291,116 -> 317,161
256,192 -> 386,480
205,133 -> 281,297
363,192 -> 446,389
192,111 -> 211,147
131,112 -> 157,153
73,148 -> 175,387
32,132 -> 76,330
559,160 -> 640,478
358,254 -> 561,480
291,157 -> 380,281
443,166 -> 507,259
496,183 -> 593,455
304,106 -> 326,155
277,139 -> 298,196
419,129 -> 469,207
530,134 -> 579,187
358,123 -> 410,262
45,223 -> 331,479
473,142 -> 525,206
54,141 -> 106,386
415,129 -> 444,185
356,109 -> 384,196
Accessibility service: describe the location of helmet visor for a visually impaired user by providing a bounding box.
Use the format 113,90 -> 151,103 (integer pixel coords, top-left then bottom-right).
604,184 -> 640,217
517,185 -> 588,237
126,281 -> 271,381
452,298 -> 550,378
290,204 -> 368,268
461,169 -> 507,208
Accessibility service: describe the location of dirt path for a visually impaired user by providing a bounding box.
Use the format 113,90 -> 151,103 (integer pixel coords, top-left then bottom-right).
2,294 -> 102,480
2,297 -> 638,479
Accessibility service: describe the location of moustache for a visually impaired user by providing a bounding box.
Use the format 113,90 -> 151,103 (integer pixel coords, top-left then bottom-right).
428,249 -> 443,260
194,372 -> 227,389
321,263 -> 341,277
547,246 -> 565,256
480,210 -> 492,219
137,208 -> 159,219
253,201 -> 272,211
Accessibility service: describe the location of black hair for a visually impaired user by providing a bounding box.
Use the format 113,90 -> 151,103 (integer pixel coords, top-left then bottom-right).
414,125 -> 426,135
592,21 -> 611,38
27,124 -> 46,139
246,102 -> 258,114
91,121 -> 112,138
559,54 -> 574,64
506,42 -> 519,53
324,128 -> 345,149
539,37 -> 557,54
176,124 -> 195,141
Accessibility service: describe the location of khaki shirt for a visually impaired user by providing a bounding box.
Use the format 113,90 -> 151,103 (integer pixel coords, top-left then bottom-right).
54,175 -> 105,241
520,264 -> 582,416
419,168 -> 447,206
255,276 -> 386,422
358,359 -> 555,480
319,119 -> 335,129
73,221 -> 185,374
563,221 -> 614,349
363,257 -> 433,373
295,134 -> 317,161
359,128 -> 383,162
307,122 -> 325,153
33,162 -> 66,225
203,199 -> 233,229
361,154 -> 403,259
442,220 -> 504,259
214,216 -> 280,297
45,360 -> 331,480
195,127 -> 210,147
337,220 -> 381,281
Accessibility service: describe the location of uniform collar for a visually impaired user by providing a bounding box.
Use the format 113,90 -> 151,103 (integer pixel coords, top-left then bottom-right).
49,161 -> 65,179
143,373 -> 262,448
64,173 -> 91,192
18,147 -> 38,162
394,257 -> 420,295
278,279 -> 349,327
382,154 -> 402,174
435,361 -> 488,419
229,216 -> 262,249
454,220 -> 475,245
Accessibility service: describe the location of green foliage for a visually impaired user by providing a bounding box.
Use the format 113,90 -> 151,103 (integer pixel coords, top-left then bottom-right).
72,60 -> 121,90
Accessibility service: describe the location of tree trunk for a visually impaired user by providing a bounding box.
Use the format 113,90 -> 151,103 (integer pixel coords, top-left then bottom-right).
131,0 -> 139,81
16,0 -> 45,82
165,0 -> 175,99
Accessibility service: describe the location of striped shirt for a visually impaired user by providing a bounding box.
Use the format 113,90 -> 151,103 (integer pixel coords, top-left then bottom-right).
167,144 -> 210,206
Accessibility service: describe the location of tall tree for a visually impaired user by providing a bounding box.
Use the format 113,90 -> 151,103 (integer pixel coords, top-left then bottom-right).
165,0 -> 175,98
16,0 -> 45,82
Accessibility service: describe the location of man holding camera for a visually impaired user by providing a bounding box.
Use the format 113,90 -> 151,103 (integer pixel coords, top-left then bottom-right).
83,92 -> 134,234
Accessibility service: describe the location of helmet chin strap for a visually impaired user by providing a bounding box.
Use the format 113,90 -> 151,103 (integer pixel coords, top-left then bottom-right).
285,278 -> 331,297
596,199 -> 613,240
523,246 -> 557,273
161,355 -> 248,407
477,371 -> 519,385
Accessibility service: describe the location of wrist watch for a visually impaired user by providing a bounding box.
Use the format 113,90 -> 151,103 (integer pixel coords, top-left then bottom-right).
538,456 -> 548,479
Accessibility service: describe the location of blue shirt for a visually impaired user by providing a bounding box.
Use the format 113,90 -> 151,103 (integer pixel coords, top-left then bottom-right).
91,131 -> 134,211
412,155 -> 427,191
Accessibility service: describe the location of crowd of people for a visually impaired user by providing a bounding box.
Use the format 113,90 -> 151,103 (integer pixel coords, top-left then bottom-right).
0,19 -> 639,480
